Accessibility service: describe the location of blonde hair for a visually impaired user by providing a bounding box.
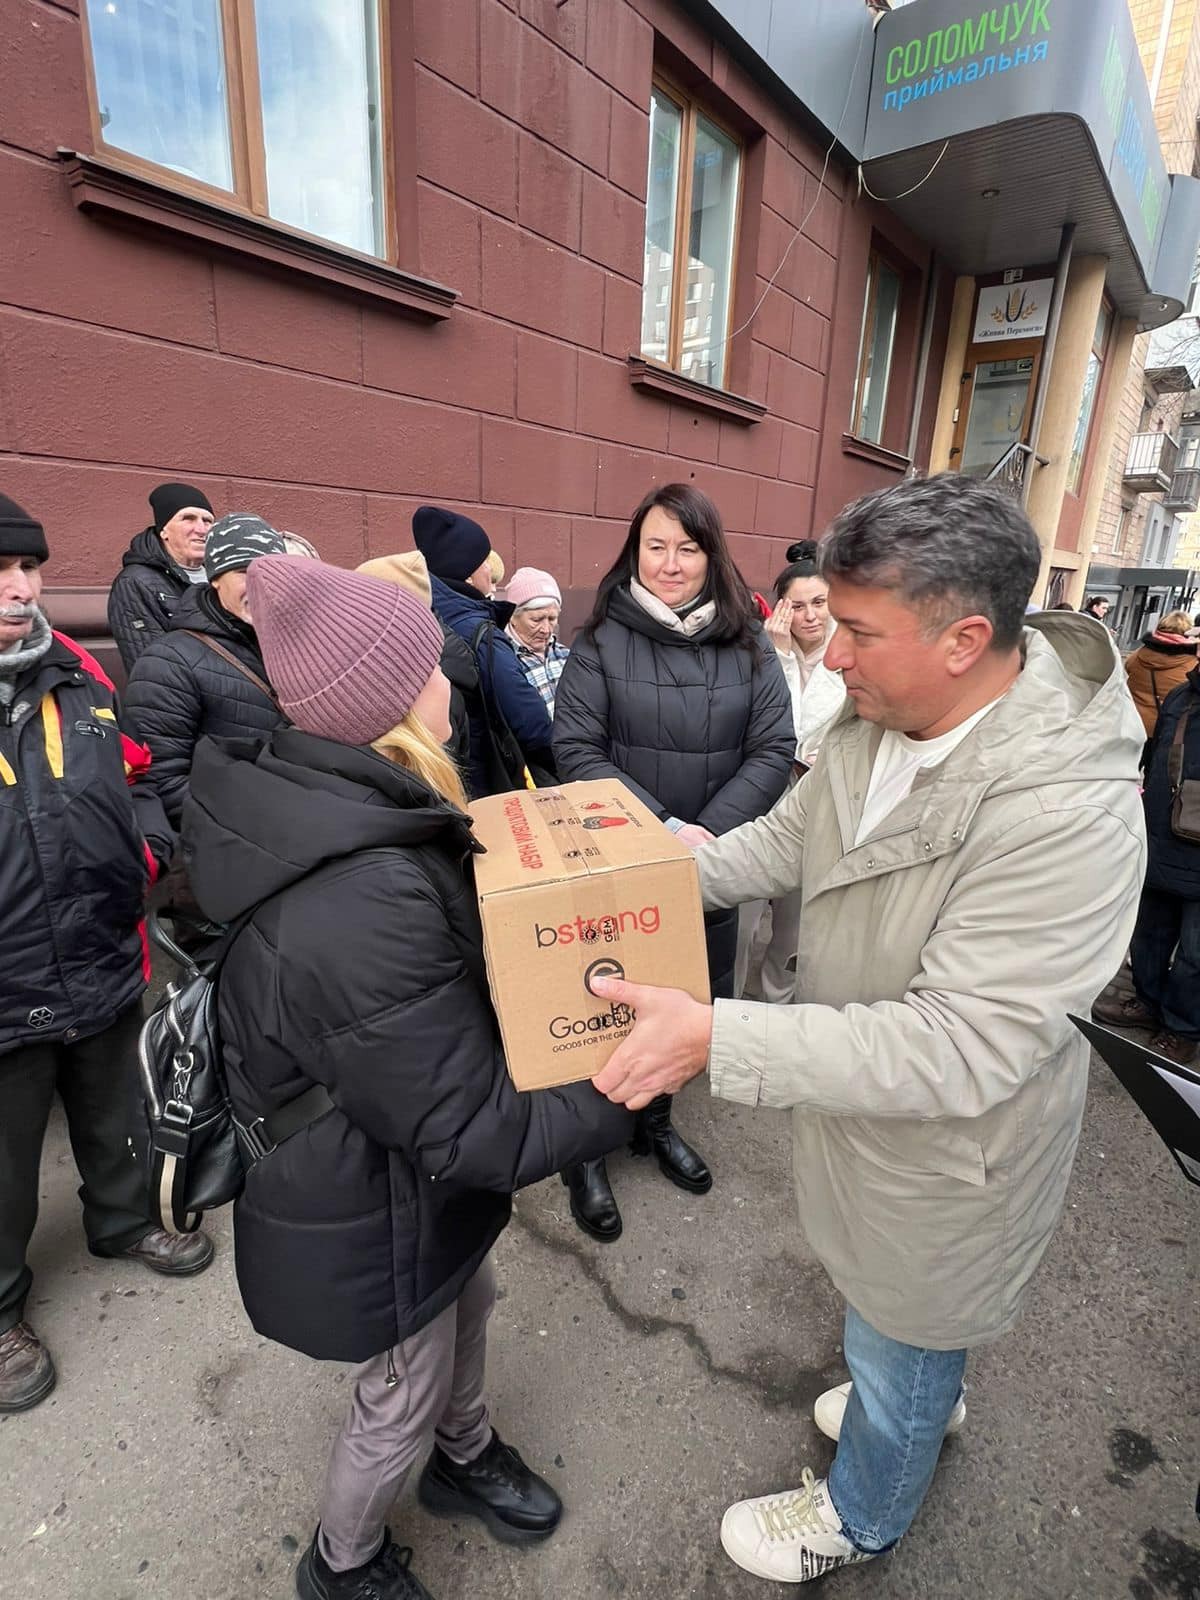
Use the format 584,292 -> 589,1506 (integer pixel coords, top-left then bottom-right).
371,712 -> 468,812
1156,609 -> 1193,636
486,550 -> 505,587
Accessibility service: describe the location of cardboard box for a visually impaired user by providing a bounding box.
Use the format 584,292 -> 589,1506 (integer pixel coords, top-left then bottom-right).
470,780 -> 711,1091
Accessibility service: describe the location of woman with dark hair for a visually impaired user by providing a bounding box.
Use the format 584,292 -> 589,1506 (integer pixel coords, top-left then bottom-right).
552,484 -> 794,1240
740,539 -> 846,1001
765,540 -> 845,755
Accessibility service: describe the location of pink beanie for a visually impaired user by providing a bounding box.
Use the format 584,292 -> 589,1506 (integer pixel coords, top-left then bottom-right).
247,555 -> 444,745
505,566 -> 562,610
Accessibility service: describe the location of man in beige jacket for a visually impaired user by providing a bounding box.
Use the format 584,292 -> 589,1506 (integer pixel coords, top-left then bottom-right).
589,474 -> 1146,1584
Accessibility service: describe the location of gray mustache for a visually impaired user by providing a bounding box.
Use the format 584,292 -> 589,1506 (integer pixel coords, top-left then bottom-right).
0,604 -> 36,619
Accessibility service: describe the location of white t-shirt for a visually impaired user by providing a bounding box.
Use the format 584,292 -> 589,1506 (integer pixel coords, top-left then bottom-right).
183,565 -> 208,584
854,697 -> 1005,847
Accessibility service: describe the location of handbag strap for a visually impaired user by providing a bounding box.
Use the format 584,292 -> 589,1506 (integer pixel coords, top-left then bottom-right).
146,902 -> 257,981
1148,666 -> 1164,713
182,630 -> 278,706
236,1082 -> 334,1163
1168,699 -> 1195,790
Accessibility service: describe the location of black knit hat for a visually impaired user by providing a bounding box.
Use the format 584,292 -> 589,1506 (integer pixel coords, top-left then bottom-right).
412,505 -> 491,583
149,481 -> 213,534
0,493 -> 49,564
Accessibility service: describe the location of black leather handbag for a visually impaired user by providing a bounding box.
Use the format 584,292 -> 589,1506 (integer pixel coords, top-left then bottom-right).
133,911 -> 331,1234
1168,701 -> 1200,843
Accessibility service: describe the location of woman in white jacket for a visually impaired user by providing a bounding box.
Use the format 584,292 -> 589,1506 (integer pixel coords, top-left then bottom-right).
751,542 -> 844,1001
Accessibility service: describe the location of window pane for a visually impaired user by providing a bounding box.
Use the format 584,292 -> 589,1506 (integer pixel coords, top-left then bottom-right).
1093,304 -> 1111,357
85,0 -> 233,190
641,88 -> 683,366
680,115 -> 739,389
1068,350 -> 1102,492
959,357 -> 1033,476
855,261 -> 901,444
254,0 -> 386,257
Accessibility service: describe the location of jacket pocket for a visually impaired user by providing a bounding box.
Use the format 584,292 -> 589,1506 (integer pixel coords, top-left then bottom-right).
856,1120 -> 987,1188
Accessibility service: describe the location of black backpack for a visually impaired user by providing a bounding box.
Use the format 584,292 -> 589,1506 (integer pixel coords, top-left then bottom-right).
134,910 -> 332,1234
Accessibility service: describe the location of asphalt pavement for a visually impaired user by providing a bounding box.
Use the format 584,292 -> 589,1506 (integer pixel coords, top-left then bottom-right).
2,1028 -> 1197,1600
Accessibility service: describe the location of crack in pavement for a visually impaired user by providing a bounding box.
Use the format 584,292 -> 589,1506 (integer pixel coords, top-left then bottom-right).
511,1205 -> 841,1414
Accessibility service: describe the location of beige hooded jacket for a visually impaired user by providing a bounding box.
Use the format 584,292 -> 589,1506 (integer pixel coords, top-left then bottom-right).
698,615 -> 1146,1349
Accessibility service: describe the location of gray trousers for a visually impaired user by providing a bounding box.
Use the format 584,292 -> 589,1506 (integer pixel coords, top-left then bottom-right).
758,888 -> 802,1005
318,1256 -> 497,1572
734,892 -> 801,1003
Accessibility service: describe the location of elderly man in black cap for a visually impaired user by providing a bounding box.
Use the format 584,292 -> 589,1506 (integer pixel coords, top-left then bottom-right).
0,492 -> 214,1414
108,481 -> 216,671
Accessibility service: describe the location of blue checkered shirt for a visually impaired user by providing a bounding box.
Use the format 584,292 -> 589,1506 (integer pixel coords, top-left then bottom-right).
507,631 -> 571,717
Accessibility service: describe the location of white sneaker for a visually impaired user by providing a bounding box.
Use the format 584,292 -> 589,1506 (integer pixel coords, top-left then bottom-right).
720,1468 -> 875,1583
813,1380 -> 967,1444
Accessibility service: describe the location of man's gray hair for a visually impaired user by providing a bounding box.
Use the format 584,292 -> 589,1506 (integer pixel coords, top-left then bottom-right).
817,473 -> 1041,650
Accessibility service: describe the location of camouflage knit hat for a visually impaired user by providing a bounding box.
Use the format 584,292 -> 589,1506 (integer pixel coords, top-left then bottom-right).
204,512 -> 287,582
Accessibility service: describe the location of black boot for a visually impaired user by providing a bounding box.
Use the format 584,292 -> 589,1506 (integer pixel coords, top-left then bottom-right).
631,1095 -> 712,1194
560,1158 -> 622,1241
295,1527 -> 434,1600
417,1430 -> 563,1545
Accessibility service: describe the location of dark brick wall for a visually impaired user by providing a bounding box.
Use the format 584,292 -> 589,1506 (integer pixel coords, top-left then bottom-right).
1,0 -> 938,613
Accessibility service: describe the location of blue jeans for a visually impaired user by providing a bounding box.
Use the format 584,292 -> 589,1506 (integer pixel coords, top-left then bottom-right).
827,1305 -> 967,1553
1131,886 -> 1200,1039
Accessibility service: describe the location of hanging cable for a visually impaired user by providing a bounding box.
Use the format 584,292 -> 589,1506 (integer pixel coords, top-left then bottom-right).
692,16 -> 872,368
856,140 -> 950,202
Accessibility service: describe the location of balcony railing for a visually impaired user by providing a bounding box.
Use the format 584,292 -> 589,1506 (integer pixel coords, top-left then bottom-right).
1124,432 -> 1179,493
1163,465 -> 1200,512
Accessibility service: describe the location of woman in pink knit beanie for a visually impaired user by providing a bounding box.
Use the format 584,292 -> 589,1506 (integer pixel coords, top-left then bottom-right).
180,556 -> 632,1600
503,565 -> 571,718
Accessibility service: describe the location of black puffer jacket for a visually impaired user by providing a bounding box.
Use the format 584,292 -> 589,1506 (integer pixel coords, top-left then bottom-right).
123,587 -> 283,826
553,585 -> 794,995
0,632 -> 172,1056
1143,665 -> 1200,899
439,624 -> 477,778
108,529 -> 200,672
183,730 -> 633,1362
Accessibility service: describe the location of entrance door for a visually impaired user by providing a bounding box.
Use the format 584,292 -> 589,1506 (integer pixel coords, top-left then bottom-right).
950,341 -> 1042,477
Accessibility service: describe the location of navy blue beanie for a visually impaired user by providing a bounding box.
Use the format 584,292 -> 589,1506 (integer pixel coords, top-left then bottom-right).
411,505 -> 491,583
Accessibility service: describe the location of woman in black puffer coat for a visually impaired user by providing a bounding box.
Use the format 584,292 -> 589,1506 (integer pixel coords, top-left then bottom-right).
183,555 -> 631,1600
552,484 -> 794,1243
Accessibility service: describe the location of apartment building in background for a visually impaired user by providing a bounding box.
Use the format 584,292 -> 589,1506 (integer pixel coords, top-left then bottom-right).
1174,496 -> 1200,580
1085,0 -> 1200,637
2,0 -> 1198,671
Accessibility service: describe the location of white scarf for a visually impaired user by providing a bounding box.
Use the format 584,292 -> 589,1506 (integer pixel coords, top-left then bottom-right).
628,578 -> 717,637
